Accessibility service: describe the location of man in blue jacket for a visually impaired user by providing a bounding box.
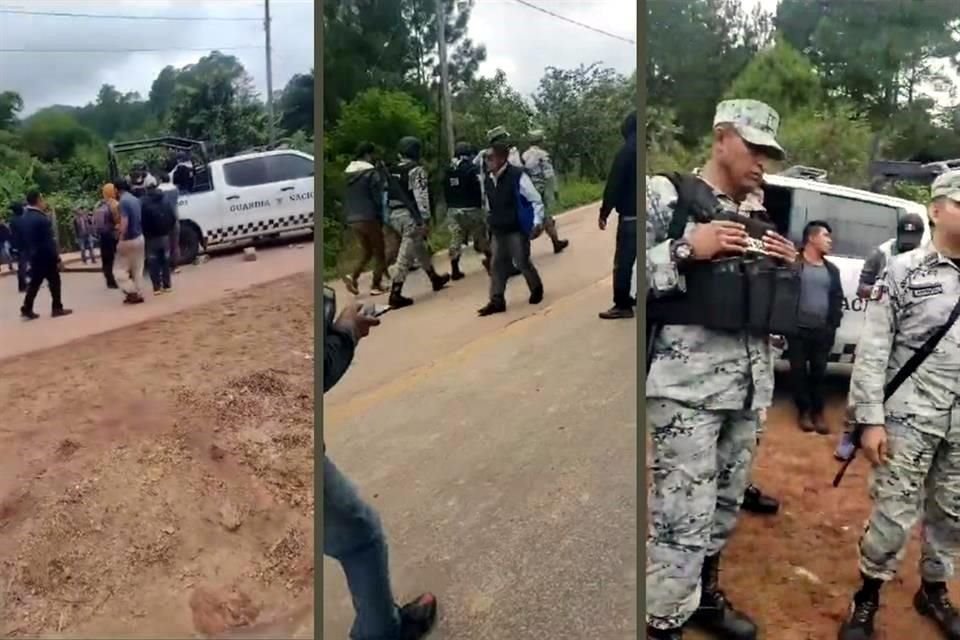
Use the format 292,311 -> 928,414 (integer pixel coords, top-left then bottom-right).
19,190 -> 72,320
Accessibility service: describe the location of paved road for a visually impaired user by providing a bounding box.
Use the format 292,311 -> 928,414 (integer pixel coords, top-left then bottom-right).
0,242 -> 313,362
323,203 -> 638,639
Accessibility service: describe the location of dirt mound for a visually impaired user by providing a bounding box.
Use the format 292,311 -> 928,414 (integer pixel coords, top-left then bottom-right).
0,274 -> 315,638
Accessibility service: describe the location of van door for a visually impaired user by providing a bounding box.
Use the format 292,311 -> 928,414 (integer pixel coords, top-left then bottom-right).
219,156 -> 274,243
788,188 -> 900,365
264,152 -> 315,232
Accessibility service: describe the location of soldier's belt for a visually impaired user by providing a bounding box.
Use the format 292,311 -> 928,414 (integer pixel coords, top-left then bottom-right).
647,255 -> 801,336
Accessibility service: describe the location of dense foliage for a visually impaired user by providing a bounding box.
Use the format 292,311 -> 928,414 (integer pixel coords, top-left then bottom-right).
647,0 -> 960,195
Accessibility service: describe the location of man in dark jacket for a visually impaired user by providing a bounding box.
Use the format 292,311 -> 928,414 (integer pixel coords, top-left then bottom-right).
19,190 -> 72,320
789,220 -> 844,434
140,183 -> 176,294
9,202 -> 29,292
599,111 -> 638,320
477,142 -> 545,316
323,295 -> 439,640
342,142 -> 388,296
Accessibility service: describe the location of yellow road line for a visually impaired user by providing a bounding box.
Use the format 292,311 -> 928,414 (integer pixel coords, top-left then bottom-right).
323,275 -> 613,425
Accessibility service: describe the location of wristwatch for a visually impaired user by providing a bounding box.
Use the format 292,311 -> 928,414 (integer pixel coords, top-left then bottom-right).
670,239 -> 693,263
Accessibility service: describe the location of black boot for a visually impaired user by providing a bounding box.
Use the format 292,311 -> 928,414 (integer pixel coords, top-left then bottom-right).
552,238 -> 569,254
399,593 -> 438,640
389,281 -> 414,309
529,286 -> 544,305
915,582 -> 960,640
689,553 -> 757,640
838,581 -> 881,640
477,299 -> 506,317
428,269 -> 451,292
646,625 -> 683,639
450,258 -> 465,281
741,484 -> 780,515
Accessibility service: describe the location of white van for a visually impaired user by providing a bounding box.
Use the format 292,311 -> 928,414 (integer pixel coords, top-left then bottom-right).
761,172 -> 931,373
173,149 -> 315,263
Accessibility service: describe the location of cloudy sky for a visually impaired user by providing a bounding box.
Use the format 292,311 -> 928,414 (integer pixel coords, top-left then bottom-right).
0,0 -> 637,117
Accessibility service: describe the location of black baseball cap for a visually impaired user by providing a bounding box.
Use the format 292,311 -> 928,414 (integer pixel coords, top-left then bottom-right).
898,212 -> 924,236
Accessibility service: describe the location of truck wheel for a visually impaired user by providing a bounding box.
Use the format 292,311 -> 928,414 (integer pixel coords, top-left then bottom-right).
178,224 -> 201,265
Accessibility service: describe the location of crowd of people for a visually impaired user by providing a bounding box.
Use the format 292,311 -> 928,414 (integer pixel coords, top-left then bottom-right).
646,96 -> 960,640
339,117 -> 638,319
4,164 -> 181,321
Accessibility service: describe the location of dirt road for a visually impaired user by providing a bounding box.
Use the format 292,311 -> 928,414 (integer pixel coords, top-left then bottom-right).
710,378 -> 960,639
0,246 -> 316,638
323,203 -> 638,639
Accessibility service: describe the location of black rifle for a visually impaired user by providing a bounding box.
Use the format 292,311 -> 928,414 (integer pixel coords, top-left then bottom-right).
834,291 -> 960,487
375,160 -> 425,226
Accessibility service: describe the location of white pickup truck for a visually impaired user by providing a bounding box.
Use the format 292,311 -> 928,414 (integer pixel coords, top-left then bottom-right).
171,149 -> 315,263
761,171 -> 930,373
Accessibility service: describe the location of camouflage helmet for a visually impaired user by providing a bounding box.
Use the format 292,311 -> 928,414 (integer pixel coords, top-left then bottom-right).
397,136 -> 422,161
486,126 -> 510,145
528,129 -> 545,144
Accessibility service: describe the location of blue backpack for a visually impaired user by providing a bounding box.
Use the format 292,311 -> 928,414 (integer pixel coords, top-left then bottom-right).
514,171 -> 536,235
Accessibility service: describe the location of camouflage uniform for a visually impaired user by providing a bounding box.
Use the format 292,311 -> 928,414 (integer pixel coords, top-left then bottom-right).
850,245 -> 960,583
646,100 -> 786,634
838,170 -> 960,640
522,133 -> 567,250
388,162 -> 434,285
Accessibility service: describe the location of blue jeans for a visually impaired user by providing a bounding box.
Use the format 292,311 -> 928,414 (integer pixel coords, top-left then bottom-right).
78,234 -> 97,263
324,455 -> 402,640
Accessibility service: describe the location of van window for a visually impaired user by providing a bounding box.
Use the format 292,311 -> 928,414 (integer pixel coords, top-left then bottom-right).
223,158 -> 270,187
268,154 -> 313,182
789,188 -> 899,259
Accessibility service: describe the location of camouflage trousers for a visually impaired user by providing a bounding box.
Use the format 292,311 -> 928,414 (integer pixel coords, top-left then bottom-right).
859,413 -> 960,583
646,399 -> 759,630
387,208 -> 433,285
447,207 -> 489,260
537,188 -> 560,242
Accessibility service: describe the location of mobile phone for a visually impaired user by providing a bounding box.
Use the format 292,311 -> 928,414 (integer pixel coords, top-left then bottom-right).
323,286 -> 336,327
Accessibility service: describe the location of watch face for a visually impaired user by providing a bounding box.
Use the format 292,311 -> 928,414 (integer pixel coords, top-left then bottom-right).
675,242 -> 691,259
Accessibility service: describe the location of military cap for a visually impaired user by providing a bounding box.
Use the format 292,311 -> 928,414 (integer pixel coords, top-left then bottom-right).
486,126 -> 510,144
931,169 -> 960,202
713,99 -> 785,161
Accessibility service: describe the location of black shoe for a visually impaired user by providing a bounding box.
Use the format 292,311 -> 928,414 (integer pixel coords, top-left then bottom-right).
20,308 -> 39,321
450,259 -> 465,281
813,412 -> 831,435
478,300 -> 506,316
429,271 -> 451,292
553,238 -> 569,254
741,484 -> 779,515
915,583 -> 960,640
529,286 -> 544,305
106,282 -> 119,290
838,591 -> 879,640
599,305 -> 635,320
799,412 -> 817,433
51,308 -> 73,318
399,592 -> 438,640
389,282 -> 414,309
646,625 -> 683,639
689,554 -> 757,640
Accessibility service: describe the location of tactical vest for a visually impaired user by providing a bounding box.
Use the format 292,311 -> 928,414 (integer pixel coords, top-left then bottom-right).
523,149 -> 548,194
646,173 -> 802,335
387,162 -> 417,212
444,158 -> 482,209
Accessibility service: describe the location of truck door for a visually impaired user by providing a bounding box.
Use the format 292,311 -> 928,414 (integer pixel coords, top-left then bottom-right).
264,152 -> 315,232
218,156 -> 275,243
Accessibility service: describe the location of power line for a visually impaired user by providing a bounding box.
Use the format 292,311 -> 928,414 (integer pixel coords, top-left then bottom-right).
0,46 -> 264,54
0,7 -> 261,22
509,0 -> 635,45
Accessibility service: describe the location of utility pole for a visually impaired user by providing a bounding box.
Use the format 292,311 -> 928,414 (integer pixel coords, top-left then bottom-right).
264,0 -> 275,146
436,0 -> 454,159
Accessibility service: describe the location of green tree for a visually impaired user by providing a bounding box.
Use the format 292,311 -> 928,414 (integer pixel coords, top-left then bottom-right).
19,112 -> 96,162
723,39 -> 823,117
279,70 -> 315,136
452,70 -> 534,149
0,91 -> 23,131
